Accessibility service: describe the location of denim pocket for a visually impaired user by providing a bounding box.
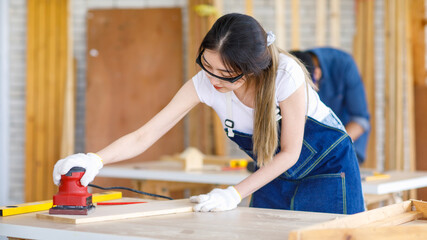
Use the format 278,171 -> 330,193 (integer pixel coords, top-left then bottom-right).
291,173 -> 347,214
281,140 -> 317,180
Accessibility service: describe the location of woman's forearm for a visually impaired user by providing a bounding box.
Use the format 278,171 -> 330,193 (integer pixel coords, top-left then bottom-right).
234,151 -> 299,198
95,126 -> 154,165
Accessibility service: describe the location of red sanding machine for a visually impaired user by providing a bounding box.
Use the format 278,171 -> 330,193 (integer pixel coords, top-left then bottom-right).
49,166 -> 95,215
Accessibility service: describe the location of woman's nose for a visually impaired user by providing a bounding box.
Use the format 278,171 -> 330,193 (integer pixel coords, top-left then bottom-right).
209,75 -> 221,85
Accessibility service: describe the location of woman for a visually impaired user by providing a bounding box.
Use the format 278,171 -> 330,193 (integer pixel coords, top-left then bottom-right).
53,13 -> 364,214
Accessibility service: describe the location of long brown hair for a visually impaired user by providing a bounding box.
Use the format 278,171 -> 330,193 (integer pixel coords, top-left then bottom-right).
199,13 -> 314,166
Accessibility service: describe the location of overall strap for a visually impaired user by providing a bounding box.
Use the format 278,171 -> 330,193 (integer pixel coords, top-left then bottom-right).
225,92 -> 235,137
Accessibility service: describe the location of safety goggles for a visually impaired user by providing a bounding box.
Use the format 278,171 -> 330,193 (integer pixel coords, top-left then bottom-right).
196,49 -> 244,83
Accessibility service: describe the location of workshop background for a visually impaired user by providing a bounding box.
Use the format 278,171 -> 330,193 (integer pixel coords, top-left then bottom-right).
0,0 -> 426,206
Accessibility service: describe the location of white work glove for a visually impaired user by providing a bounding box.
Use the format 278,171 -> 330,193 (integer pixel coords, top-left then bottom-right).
53,153 -> 103,187
190,186 -> 242,212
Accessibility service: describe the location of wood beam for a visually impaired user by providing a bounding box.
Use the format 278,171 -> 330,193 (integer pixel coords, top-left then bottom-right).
290,0 -> 300,50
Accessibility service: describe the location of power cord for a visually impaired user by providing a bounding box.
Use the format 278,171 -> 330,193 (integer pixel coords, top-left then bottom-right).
88,184 -> 173,200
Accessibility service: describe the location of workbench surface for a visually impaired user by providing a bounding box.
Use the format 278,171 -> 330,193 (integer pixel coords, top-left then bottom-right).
98,161 -> 427,195
0,198 -> 342,240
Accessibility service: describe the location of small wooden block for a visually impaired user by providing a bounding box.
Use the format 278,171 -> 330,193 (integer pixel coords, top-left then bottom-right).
36,199 -> 194,224
181,147 -> 204,171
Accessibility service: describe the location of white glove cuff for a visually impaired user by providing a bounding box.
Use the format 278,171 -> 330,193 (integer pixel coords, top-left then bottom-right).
87,152 -> 104,168
228,186 -> 242,202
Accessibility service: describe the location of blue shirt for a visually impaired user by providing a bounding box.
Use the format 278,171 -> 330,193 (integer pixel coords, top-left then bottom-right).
307,47 -> 370,161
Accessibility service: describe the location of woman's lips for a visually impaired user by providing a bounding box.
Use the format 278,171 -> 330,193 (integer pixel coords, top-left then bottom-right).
214,85 -> 222,90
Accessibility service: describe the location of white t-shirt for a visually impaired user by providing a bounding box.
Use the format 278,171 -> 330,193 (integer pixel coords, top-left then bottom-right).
192,53 -> 331,134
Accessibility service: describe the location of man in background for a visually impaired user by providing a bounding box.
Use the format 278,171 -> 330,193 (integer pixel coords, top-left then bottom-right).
290,47 -> 370,164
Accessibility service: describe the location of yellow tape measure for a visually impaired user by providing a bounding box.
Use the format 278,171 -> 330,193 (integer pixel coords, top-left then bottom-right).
0,191 -> 122,217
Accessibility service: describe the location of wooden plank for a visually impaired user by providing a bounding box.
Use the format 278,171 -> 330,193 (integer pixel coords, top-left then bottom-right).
411,0 -> 426,200
25,0 -> 36,202
288,200 -> 427,240
412,200 -> 427,218
395,0 -> 404,171
290,0 -> 300,50
45,0 -> 55,201
34,0 -> 47,202
352,0 -> 376,169
410,0 -> 426,86
245,0 -> 253,16
329,0 -> 340,47
404,0 -> 415,176
60,0 -> 74,159
275,0 -> 286,49
367,211 -> 423,227
384,0 -> 397,171
187,0 -> 218,155
352,0 -> 364,84
289,225 -> 427,240
1,200 -> 343,239
25,0 -> 70,202
315,0 -> 326,46
364,0 -> 376,169
300,200 -> 412,230
213,0 -> 223,16
415,86 -> 427,200
36,199 -> 194,224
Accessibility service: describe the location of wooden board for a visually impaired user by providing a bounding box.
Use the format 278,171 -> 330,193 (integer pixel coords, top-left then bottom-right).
1,199 -> 342,240
187,0 -> 222,156
415,86 -> 427,200
36,199 -> 193,224
25,0 -> 70,202
289,200 -> 427,240
86,9 -> 184,195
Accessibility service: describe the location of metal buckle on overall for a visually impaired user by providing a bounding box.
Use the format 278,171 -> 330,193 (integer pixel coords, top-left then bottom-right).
225,119 -> 235,137
276,107 -> 282,121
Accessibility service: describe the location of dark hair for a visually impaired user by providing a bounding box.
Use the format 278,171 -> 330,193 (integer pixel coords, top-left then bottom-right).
198,13 -> 278,166
198,13 -> 271,78
197,13 -> 314,166
288,50 -> 315,77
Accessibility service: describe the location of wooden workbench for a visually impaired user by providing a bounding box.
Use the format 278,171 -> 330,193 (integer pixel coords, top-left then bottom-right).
0,198 -> 342,240
97,161 -> 427,195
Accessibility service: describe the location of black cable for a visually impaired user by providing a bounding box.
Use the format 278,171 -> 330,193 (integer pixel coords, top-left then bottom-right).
88,184 -> 173,200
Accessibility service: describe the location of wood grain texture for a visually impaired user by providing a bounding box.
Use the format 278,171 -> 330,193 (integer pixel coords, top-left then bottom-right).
85,9 -> 184,196
187,0 -> 221,155
315,0 -> 326,46
353,0 -> 376,169
2,198 -> 342,240
86,8 -> 184,197
289,225 -> 427,240
25,0 -> 69,202
290,0 -> 300,50
410,0 -> 426,86
37,199 -> 193,224
415,86 -> 427,200
289,200 -> 427,240
329,0 -> 340,47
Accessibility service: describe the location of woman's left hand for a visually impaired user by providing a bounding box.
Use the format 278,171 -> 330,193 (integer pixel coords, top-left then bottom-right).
190,186 -> 242,212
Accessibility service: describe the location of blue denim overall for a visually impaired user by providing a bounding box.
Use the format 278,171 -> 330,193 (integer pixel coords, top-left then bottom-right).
224,94 -> 365,214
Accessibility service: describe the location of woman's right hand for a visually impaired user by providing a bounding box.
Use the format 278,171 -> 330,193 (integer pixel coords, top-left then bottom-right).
52,153 -> 103,187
